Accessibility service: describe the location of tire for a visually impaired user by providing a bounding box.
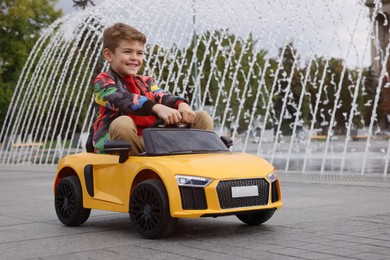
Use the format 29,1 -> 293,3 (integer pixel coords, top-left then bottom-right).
55,176 -> 91,226
130,179 -> 178,239
236,209 -> 275,226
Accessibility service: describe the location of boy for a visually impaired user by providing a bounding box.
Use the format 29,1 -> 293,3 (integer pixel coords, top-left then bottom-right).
92,23 -> 213,154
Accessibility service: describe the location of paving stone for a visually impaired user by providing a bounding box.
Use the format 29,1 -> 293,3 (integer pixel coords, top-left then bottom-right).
350,252 -> 389,260
295,251 -> 339,260
1,166 -> 390,260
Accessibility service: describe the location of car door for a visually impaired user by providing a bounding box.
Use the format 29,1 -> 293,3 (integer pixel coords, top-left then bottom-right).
86,163 -> 129,206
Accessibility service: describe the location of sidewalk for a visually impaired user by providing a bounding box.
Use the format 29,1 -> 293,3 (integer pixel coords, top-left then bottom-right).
0,165 -> 389,260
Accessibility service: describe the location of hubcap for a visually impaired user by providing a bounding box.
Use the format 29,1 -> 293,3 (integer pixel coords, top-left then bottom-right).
63,197 -> 69,208
132,186 -> 162,232
143,204 -> 151,216
55,182 -> 75,220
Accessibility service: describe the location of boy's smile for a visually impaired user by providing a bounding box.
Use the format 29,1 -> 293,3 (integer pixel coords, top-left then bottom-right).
104,39 -> 144,78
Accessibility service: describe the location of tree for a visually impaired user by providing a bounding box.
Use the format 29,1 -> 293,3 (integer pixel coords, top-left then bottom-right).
146,29 -> 270,133
0,0 -> 62,127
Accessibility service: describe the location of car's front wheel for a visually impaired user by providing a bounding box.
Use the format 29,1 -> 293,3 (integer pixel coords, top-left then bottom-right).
236,209 -> 275,226
55,176 -> 91,226
130,179 -> 177,239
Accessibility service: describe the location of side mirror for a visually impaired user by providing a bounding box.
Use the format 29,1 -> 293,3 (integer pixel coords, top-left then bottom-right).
220,136 -> 233,148
104,140 -> 132,163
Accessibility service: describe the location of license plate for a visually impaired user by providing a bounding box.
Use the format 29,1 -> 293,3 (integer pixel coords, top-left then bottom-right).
231,185 -> 259,198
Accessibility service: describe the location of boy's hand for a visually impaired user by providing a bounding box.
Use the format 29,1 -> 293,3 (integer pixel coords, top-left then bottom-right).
152,104 -> 182,125
178,103 -> 196,124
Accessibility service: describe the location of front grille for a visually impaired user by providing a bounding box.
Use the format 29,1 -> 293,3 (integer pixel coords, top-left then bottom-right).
216,178 -> 269,209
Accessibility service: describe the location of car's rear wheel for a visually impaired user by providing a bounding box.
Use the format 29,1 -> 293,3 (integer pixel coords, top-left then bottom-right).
236,209 -> 275,226
130,179 -> 177,239
55,176 -> 91,226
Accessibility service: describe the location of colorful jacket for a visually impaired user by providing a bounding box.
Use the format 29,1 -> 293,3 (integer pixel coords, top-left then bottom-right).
92,69 -> 188,153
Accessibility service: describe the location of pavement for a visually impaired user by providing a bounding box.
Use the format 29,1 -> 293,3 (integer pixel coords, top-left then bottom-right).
0,165 -> 389,260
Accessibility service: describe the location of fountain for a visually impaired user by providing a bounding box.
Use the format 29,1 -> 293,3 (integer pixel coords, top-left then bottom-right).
0,0 -> 389,176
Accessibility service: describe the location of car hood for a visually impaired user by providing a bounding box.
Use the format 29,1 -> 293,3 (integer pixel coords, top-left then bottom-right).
57,152 -> 275,180
145,152 -> 275,179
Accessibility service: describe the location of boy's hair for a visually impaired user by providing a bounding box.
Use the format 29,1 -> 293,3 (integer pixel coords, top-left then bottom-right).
103,23 -> 146,52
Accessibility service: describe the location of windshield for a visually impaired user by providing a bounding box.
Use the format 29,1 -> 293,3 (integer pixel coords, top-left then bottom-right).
143,129 -> 230,155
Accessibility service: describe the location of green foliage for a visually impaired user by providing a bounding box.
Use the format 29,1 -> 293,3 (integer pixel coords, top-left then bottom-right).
1,10 -> 378,139
146,31 -> 376,135
147,29 -> 270,133
268,45 -> 374,135
0,0 -> 62,126
271,48 -> 375,135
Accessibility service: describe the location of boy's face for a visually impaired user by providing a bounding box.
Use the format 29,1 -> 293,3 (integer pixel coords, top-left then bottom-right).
103,39 -> 144,78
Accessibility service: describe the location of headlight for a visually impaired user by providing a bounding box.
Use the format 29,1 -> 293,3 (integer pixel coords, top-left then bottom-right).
267,171 -> 277,183
176,175 -> 212,187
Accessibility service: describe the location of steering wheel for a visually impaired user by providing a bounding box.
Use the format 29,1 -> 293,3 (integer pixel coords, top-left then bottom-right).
150,118 -> 191,128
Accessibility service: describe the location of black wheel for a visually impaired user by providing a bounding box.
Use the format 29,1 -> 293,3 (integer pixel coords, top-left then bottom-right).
55,176 -> 91,226
236,209 -> 275,226
130,179 -> 178,239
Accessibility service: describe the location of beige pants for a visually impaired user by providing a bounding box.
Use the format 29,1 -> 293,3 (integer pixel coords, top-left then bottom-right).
109,111 -> 214,155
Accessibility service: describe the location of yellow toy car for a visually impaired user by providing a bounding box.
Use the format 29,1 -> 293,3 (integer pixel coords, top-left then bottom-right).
54,127 -> 282,238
